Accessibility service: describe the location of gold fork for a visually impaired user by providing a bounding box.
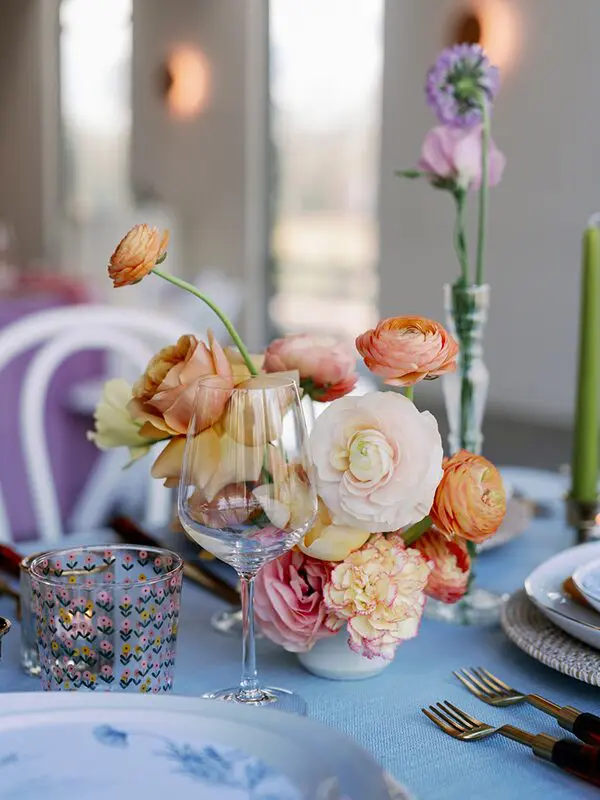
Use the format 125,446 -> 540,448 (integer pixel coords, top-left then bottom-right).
454,667 -> 600,746
422,700 -> 600,787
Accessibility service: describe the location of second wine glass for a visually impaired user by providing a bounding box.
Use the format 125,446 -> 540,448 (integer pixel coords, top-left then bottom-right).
178,375 -> 317,714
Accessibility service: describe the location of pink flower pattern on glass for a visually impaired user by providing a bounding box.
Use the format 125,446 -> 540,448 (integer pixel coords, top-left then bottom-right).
30,547 -> 182,693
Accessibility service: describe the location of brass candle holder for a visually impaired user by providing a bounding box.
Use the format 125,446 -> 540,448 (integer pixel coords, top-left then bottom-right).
566,496 -> 600,544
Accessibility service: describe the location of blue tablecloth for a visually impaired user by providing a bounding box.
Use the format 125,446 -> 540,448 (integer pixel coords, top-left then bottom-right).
1,468 -> 598,800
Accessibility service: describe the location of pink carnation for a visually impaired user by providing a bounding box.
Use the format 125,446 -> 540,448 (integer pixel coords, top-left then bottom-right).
254,550 -> 336,652
323,533 -> 431,661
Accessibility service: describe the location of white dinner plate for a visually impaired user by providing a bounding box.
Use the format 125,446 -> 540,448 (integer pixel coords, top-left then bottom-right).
524,541 -> 600,650
0,693 -> 406,800
573,557 -> 600,615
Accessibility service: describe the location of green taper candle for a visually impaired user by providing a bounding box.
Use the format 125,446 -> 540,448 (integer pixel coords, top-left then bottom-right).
571,217 -> 600,503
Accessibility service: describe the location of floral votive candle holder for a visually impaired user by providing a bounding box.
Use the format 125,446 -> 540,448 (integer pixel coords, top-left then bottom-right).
0,616 -> 10,662
29,545 -> 183,693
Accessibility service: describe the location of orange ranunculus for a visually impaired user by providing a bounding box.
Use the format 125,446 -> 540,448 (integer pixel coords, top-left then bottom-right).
129,331 -> 233,437
355,316 -> 458,387
108,224 -> 170,288
430,451 -> 506,544
411,527 -> 470,603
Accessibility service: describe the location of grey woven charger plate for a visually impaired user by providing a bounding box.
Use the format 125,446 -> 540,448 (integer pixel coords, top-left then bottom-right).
501,590 -> 600,687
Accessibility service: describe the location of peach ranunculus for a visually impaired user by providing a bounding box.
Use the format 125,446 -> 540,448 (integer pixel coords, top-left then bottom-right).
430,450 -> 506,544
129,332 -> 234,437
151,426 -> 263,496
224,347 -> 265,386
263,333 -> 358,402
411,528 -> 470,603
108,224 -> 169,288
310,392 -> 443,533
254,550 -> 335,652
356,316 -> 458,387
324,533 -> 431,660
297,499 -> 370,562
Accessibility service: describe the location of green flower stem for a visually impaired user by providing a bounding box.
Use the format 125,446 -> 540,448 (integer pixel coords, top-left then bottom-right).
404,386 -> 415,402
466,539 -> 477,588
402,515 -> 432,546
152,267 -> 258,377
476,100 -> 490,286
453,189 -> 469,285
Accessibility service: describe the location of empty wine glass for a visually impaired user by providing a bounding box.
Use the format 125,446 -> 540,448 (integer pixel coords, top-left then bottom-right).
178,375 -> 317,714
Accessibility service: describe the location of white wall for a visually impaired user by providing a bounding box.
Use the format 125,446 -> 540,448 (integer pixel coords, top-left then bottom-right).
131,0 -> 269,350
379,0 -> 600,425
0,0 -> 60,266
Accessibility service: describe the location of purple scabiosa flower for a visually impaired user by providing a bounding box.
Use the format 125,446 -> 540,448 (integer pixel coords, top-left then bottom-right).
426,44 -> 499,127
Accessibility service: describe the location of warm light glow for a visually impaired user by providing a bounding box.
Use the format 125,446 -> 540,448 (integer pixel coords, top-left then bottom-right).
475,0 -> 522,73
165,45 -> 210,120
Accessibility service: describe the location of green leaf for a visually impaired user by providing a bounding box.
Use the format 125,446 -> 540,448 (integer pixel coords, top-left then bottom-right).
395,169 -> 423,179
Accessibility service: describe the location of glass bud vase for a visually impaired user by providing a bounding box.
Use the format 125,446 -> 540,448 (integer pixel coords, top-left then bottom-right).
427,282 -> 507,626
442,282 -> 490,456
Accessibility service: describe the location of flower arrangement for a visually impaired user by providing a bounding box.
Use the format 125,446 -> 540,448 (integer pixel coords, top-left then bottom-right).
90,221 -> 506,662
398,44 -> 506,455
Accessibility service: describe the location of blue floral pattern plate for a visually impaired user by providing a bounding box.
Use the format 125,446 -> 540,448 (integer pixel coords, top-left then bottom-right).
0,694 -> 402,800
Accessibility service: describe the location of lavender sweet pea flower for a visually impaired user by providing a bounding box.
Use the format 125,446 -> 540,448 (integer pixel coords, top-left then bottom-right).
418,125 -> 505,190
426,44 -> 500,127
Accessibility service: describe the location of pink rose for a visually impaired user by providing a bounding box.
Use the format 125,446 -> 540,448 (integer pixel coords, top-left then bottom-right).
129,331 -> 234,436
410,528 -> 470,603
310,392 -> 443,532
254,550 -> 336,652
418,124 -> 506,190
263,334 -> 357,402
356,316 -> 458,387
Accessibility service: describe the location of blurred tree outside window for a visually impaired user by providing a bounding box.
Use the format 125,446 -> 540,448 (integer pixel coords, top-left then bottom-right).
268,0 -> 383,340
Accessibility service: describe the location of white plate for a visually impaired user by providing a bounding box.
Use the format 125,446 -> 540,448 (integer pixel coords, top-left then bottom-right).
573,557 -> 600,614
0,693 -> 405,800
524,542 -> 600,650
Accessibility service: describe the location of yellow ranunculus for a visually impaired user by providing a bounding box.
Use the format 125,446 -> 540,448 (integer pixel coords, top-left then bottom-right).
87,378 -> 165,463
297,500 -> 370,561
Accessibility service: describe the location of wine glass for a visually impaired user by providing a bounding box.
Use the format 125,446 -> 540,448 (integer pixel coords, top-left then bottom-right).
209,394 -> 317,639
178,375 -> 317,714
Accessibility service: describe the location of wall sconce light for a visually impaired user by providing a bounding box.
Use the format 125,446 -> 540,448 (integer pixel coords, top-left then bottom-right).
162,44 -> 210,120
449,0 -> 522,74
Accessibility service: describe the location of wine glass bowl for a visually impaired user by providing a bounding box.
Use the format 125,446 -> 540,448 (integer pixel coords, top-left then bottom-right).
178,376 -> 317,713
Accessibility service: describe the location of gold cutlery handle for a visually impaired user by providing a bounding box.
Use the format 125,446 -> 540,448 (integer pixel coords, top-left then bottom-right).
527,693 -> 565,719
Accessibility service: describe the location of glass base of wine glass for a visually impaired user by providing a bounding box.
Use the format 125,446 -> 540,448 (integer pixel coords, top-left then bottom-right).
203,686 -> 307,716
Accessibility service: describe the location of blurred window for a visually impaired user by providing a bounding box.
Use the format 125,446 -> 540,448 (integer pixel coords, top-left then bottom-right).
59,0 -> 132,278
268,0 -> 383,339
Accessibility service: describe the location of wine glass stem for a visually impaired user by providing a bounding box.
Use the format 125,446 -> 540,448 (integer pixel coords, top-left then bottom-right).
238,573 -> 261,701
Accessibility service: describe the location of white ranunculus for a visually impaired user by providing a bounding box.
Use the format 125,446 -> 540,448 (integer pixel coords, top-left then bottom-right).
309,392 -> 443,533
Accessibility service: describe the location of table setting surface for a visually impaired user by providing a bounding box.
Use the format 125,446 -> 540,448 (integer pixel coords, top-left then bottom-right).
1,467 -> 599,800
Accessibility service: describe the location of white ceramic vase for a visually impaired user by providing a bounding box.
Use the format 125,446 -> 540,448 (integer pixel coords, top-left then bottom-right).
296,632 -> 390,680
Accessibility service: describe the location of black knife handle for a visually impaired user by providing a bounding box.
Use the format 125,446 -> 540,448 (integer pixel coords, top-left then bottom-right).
572,712 -> 600,747
551,739 -> 600,787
